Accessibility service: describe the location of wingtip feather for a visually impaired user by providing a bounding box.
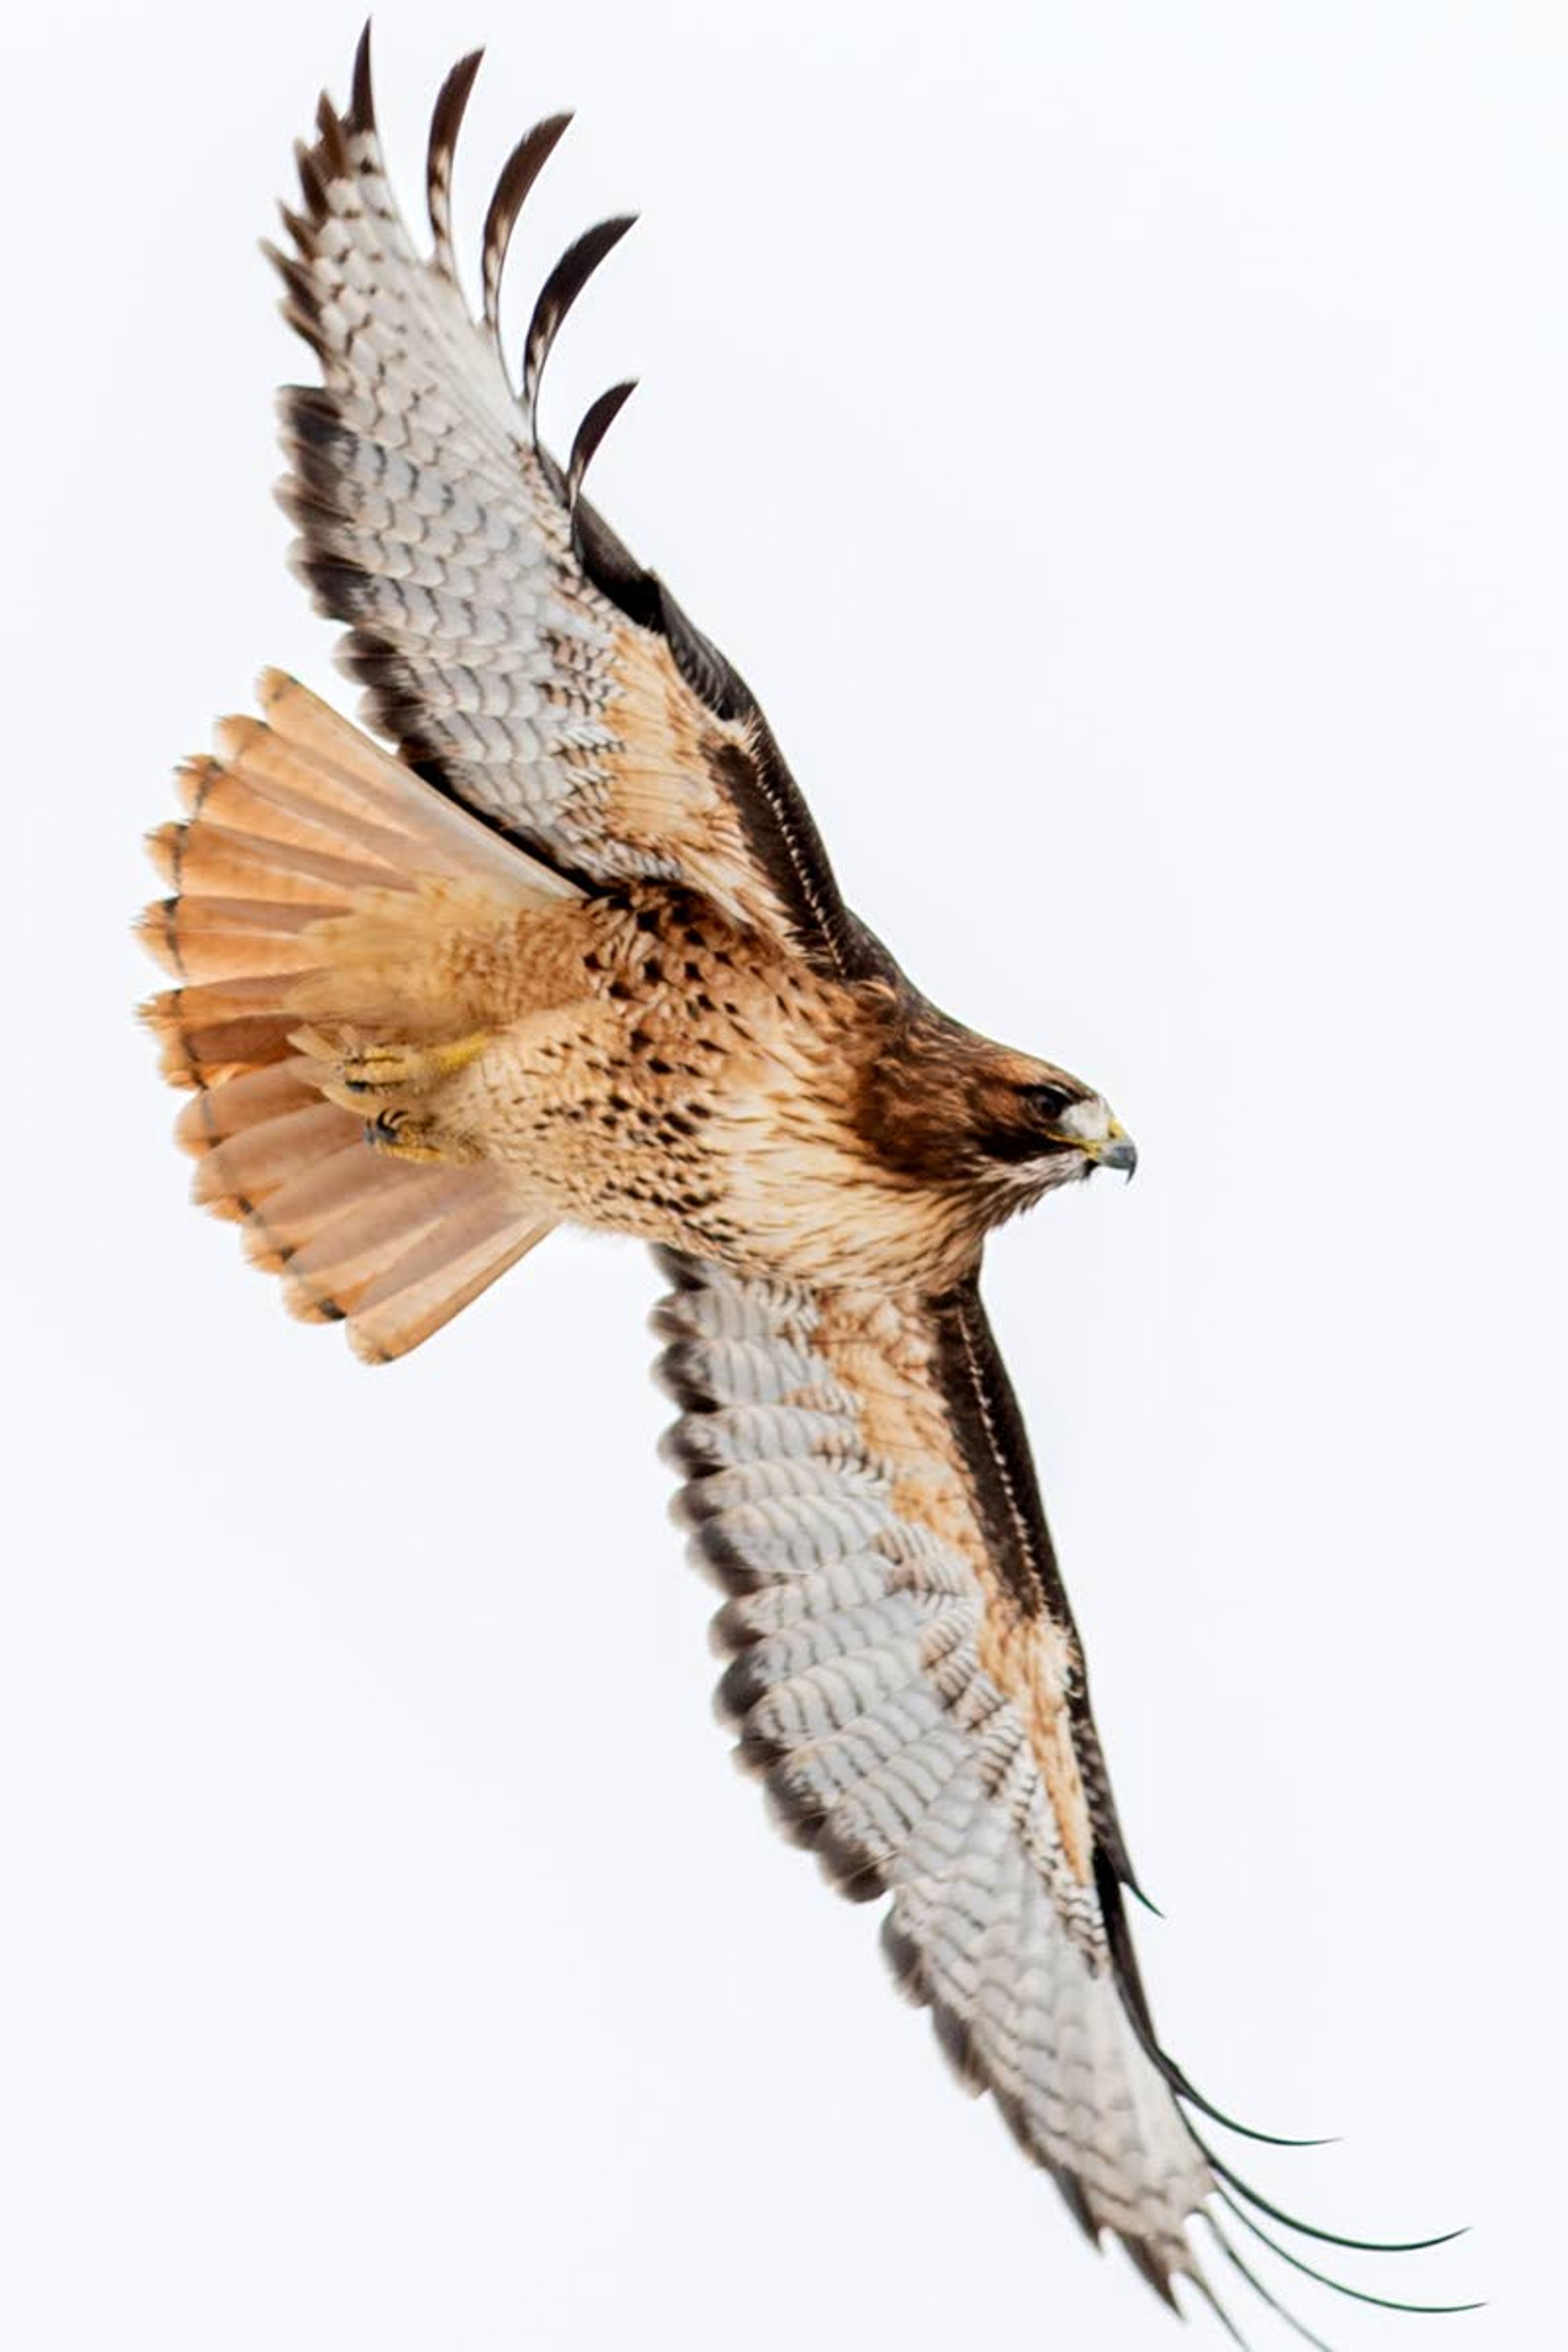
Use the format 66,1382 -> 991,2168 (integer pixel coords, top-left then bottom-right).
346,20 -> 375,138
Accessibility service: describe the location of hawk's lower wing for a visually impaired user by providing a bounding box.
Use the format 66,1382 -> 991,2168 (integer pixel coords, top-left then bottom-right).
652,1256 -> 1472,2332
653,1250 -> 1220,2302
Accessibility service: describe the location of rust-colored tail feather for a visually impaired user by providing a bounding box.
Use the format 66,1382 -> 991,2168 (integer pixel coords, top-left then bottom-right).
140,673 -> 565,1360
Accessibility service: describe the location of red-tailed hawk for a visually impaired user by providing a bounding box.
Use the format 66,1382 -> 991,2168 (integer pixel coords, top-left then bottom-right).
139,30 -> 1469,2339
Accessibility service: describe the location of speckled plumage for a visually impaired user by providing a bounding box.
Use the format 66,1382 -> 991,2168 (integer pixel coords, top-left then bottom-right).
137,32 -> 1463,2341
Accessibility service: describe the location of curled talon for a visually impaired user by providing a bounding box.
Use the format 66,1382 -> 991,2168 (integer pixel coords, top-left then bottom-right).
363,1108 -> 456,1166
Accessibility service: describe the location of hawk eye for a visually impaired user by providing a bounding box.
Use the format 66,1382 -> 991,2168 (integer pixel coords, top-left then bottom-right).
1020,1081 -> 1074,1127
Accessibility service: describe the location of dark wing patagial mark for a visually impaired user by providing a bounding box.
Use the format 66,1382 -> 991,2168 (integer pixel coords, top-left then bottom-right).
935,1280 -> 1370,2158
932,1279 -> 1146,1892
570,468 -> 885,981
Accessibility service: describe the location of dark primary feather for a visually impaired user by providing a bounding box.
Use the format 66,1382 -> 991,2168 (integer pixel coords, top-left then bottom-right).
526,216 -> 639,433
568,379 -> 640,508
480,113 -> 574,335
426,48 -> 484,278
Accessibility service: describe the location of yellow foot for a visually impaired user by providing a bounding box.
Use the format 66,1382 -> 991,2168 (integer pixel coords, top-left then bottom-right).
291,1027 -> 489,1163
362,1107 -> 477,1166
332,1030 -> 492,1100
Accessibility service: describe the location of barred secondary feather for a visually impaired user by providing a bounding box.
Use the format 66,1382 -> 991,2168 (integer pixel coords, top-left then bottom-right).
138,28 -> 1471,2342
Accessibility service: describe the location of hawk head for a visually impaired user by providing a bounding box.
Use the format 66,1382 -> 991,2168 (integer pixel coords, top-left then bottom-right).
858,1022 -> 1135,1229
961,1054 -> 1136,1203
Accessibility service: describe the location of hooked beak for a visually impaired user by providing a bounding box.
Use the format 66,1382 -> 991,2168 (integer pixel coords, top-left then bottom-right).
1053,1098 -> 1138,1180
1087,1120 -> 1138,1180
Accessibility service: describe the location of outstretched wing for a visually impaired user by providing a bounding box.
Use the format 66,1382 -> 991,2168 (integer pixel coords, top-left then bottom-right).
274,31 -> 875,981
653,1253 -> 1467,2330
655,1252 -> 1219,2292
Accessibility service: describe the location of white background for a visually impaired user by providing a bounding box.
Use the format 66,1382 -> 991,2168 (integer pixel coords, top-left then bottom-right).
2,3 -> 1563,2345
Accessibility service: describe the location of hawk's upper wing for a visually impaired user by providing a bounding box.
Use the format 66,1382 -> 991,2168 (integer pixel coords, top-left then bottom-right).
274,34 -> 877,981
653,1252 -> 1460,2329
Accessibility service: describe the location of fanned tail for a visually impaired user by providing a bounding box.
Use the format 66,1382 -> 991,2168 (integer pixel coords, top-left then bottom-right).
138,671 -> 566,1361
